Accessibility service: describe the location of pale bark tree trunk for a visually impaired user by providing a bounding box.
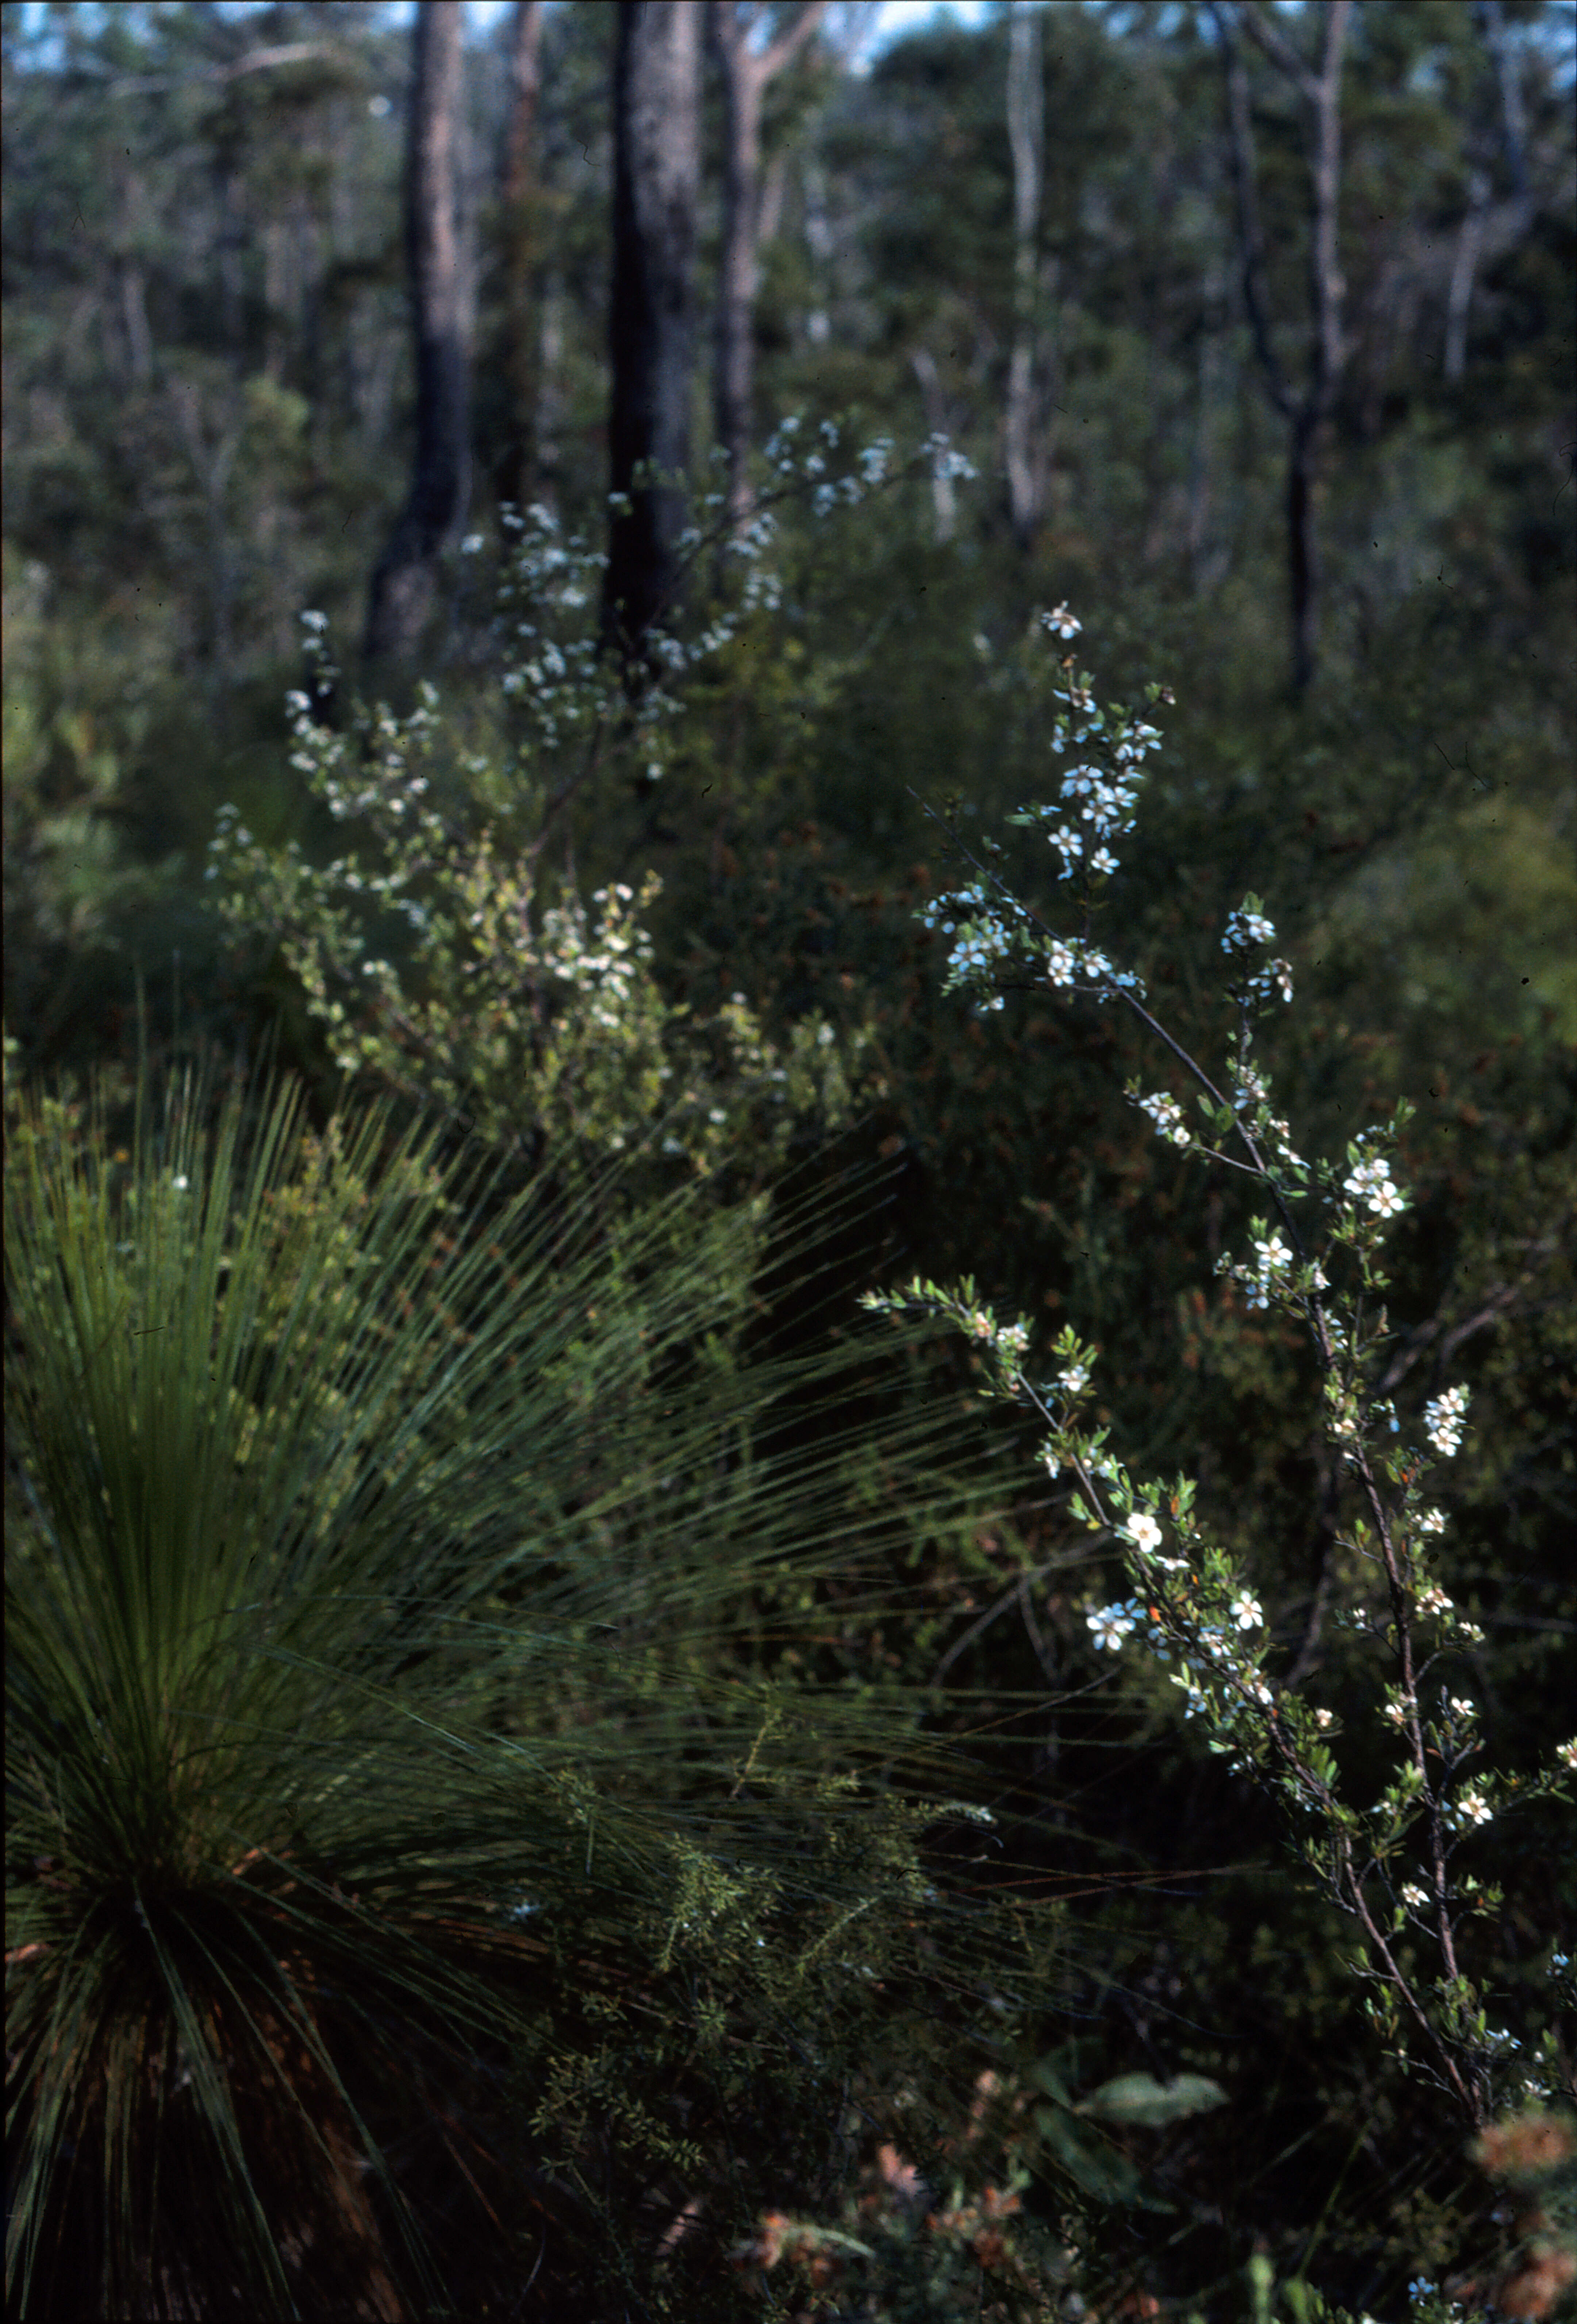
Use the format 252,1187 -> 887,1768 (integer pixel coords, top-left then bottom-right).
1004,1 -> 1043,551
263,211 -> 291,384
495,0 -> 545,514
602,0 -> 702,669
119,259 -> 154,384
1333,5 -> 1542,430
911,346 -> 960,544
170,377 -> 242,681
1211,0 -> 1351,702
535,267 -> 566,511
710,0 -> 828,534
801,150 -> 832,346
1446,0 -> 1534,384
1444,165 -> 1490,386
757,146 -> 788,248
364,0 -> 472,671
1474,0 -> 1530,211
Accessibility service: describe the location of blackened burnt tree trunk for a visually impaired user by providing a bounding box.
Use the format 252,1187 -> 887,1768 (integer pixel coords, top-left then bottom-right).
1210,0 -> 1351,703
494,0 -> 545,516
364,0 -> 471,671
1004,0 -> 1043,551
601,0 -> 701,670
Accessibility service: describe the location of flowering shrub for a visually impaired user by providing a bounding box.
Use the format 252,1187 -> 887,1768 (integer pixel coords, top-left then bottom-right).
204,432 -> 975,1216
856,609 -> 1573,2134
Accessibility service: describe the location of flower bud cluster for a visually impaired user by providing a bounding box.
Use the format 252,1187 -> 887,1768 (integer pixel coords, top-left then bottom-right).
1241,1229 -> 1293,1311
1132,1090 -> 1193,1147
902,628 -> 1170,1019
1221,894 -> 1295,1011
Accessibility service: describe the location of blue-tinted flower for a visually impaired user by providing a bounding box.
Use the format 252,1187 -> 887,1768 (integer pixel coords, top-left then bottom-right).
1088,1602 -> 1138,1651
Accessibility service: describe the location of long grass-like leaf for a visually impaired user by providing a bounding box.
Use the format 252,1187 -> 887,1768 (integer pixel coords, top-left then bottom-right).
7,1048 -> 1085,2315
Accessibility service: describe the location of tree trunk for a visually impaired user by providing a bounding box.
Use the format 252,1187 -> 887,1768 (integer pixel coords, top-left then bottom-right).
495,0 -> 545,515
1445,3 -> 1535,385
1211,0 -> 1350,702
911,346 -> 960,545
1473,0 -> 1530,212
710,1 -> 828,536
119,258 -> 154,385
1444,165 -> 1490,385
364,0 -> 472,673
1286,407 -> 1322,703
1004,2 -> 1043,551
534,266 -> 566,512
601,0 -> 702,671
801,149 -> 832,346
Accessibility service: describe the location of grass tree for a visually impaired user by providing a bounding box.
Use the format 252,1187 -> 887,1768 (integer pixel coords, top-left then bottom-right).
5,1040 -> 1089,2319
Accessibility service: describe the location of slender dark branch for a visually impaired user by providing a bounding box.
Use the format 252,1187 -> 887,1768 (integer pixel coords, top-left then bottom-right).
929,1552 -> 1104,1691
1284,1441 -> 1339,1688
1209,2 -> 1295,421
1017,1570 -> 1059,1688
1374,1281 -> 1527,1399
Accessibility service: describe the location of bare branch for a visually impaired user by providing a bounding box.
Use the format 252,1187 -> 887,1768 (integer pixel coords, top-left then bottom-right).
1236,0 -> 1319,100
713,0 -> 828,99
109,42 -> 346,98
760,0 -> 830,88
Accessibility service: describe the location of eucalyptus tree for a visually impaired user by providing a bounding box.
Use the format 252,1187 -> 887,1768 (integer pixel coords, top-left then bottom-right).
492,0 -> 546,520
709,0 -> 829,535
1004,1 -> 1044,551
602,0 -> 702,669
363,0 -> 473,672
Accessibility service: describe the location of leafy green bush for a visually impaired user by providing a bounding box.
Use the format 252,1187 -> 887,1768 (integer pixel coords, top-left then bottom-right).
1,543 -> 187,1062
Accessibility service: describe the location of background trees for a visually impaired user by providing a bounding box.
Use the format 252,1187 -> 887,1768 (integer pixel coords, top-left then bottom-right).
711,0 -> 829,532
4,2 -> 1574,2316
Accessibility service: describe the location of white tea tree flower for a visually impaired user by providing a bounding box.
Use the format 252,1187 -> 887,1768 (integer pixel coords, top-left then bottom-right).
1133,1089 -> 1192,1148
1423,1386 -> 1470,1458
1088,1602 -> 1139,1651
